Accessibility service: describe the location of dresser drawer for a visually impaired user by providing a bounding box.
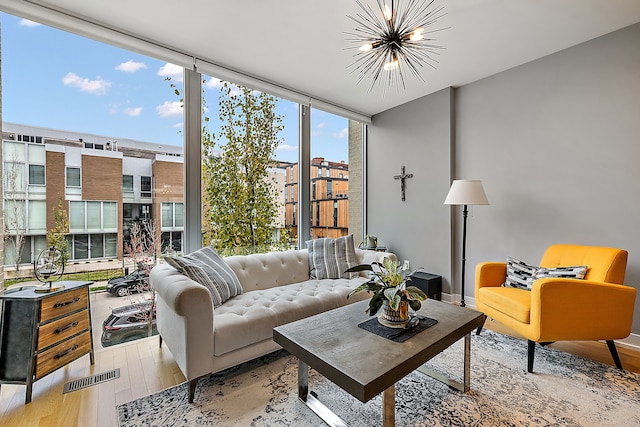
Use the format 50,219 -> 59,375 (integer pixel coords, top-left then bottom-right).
35,331 -> 92,380
40,288 -> 88,322
37,309 -> 90,350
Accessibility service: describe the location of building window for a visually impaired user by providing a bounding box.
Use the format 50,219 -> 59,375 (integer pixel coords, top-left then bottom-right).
69,200 -> 117,232
67,233 -> 117,260
315,202 -> 320,227
327,180 -> 333,199
317,167 -> 322,177
123,175 -> 134,196
161,231 -> 183,254
161,202 -> 184,229
141,176 -> 152,198
28,164 -> 45,185
333,201 -> 338,227
312,182 -> 316,200
66,167 -> 81,187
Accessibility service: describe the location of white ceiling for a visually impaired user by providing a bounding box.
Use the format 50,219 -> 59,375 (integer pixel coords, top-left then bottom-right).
11,0 -> 640,118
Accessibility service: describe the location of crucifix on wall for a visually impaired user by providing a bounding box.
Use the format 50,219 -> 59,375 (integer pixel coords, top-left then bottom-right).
394,166 -> 413,202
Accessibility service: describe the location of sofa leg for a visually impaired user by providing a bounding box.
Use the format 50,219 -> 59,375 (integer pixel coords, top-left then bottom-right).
527,340 -> 535,373
606,340 -> 623,370
188,378 -> 198,403
159,335 -> 163,348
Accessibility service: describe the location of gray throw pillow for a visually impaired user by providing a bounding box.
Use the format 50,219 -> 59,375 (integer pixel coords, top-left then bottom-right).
306,234 -> 359,280
504,256 -> 587,291
164,246 -> 243,307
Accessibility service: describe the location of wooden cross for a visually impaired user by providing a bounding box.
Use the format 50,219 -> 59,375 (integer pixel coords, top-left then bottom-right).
394,166 -> 413,201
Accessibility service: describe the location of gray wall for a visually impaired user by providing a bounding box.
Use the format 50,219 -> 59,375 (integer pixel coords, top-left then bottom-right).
369,23 -> 640,334
367,87 -> 453,292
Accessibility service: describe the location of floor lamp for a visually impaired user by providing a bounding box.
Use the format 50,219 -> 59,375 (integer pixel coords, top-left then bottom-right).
444,180 -> 489,307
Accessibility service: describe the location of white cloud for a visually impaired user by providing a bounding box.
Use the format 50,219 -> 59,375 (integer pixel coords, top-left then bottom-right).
62,72 -> 111,95
205,78 -> 224,89
124,107 -> 143,117
19,19 -> 42,28
205,78 -> 244,97
332,128 -> 348,139
157,63 -> 183,82
115,60 -> 147,73
316,122 -> 328,129
277,144 -> 298,152
156,101 -> 183,118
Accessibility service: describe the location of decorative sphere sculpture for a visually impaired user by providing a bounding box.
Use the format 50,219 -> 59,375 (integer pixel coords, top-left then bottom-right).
34,246 -> 65,293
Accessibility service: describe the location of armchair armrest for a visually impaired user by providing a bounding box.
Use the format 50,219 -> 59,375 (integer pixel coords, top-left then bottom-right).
530,278 -> 636,341
475,262 -> 507,289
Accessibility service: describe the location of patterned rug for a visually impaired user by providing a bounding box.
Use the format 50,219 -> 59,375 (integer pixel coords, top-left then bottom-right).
117,330 -> 640,426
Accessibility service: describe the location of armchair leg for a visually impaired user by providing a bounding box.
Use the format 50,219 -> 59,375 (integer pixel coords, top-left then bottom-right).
475,317 -> 486,336
606,340 -> 623,370
159,334 -> 163,348
527,340 -> 536,373
188,378 -> 198,403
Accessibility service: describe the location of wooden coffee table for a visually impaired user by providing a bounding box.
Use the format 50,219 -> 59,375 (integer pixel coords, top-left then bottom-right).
273,299 -> 485,427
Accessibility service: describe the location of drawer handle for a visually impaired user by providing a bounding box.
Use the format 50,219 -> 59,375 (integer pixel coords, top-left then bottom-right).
54,321 -> 79,334
53,296 -> 80,308
54,344 -> 79,360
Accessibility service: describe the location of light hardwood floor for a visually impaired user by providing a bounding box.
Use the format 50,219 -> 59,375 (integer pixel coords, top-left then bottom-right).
0,322 -> 638,427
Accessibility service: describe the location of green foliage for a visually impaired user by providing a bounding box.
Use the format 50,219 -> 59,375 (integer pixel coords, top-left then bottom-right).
346,257 -> 428,316
46,197 -> 70,266
202,82 -> 284,254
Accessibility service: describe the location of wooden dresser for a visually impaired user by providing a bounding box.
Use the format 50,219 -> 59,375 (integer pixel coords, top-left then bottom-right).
0,281 -> 94,403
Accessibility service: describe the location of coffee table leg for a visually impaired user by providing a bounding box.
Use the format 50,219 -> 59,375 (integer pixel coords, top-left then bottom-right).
417,332 -> 471,393
297,360 -> 348,427
383,384 -> 395,427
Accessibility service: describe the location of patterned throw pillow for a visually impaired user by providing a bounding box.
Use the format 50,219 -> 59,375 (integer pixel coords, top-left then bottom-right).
164,246 -> 243,307
307,234 -> 359,280
504,256 -> 587,291
535,265 -> 588,281
505,257 -> 538,290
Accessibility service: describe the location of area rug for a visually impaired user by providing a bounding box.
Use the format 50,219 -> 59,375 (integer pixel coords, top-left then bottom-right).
117,331 -> 640,426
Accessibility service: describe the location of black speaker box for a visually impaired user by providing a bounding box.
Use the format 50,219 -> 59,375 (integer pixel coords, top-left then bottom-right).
409,271 -> 442,301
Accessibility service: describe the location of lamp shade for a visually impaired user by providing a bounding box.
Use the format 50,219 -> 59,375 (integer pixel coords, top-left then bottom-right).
444,180 -> 489,206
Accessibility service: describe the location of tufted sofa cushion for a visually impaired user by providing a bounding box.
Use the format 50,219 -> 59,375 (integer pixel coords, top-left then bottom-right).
225,250 -> 311,292
213,278 -> 369,356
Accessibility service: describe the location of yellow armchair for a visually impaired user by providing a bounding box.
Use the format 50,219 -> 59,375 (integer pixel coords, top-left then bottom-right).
475,244 -> 636,372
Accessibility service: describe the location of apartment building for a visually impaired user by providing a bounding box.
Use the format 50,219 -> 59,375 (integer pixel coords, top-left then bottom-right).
284,157 -> 349,241
1,122 -> 184,272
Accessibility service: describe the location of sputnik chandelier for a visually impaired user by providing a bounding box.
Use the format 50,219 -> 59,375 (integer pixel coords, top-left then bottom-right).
346,0 -> 447,92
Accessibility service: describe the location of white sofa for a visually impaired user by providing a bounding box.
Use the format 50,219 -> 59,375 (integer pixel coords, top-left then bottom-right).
150,248 -> 395,402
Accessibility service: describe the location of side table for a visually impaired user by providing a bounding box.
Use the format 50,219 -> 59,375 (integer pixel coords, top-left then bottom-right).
0,281 -> 95,403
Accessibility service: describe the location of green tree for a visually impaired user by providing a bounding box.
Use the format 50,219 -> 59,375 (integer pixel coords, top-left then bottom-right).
202,82 -> 283,254
46,197 -> 70,266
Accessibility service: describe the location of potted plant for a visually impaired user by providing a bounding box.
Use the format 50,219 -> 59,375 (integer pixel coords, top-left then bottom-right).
346,257 -> 428,327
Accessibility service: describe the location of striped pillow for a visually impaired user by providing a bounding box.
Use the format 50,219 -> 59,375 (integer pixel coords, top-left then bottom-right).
307,235 -> 359,280
164,246 -> 243,307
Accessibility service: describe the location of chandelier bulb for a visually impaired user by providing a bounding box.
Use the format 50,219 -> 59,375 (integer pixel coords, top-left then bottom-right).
359,43 -> 374,52
383,59 -> 399,71
383,4 -> 393,21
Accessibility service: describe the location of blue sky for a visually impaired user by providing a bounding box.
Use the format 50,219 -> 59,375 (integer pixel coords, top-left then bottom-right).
1,13 -> 349,164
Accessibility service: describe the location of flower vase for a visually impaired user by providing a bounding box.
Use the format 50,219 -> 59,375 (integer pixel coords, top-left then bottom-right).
378,300 -> 409,328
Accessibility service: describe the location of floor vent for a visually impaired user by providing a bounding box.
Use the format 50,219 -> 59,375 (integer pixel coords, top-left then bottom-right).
63,368 -> 120,394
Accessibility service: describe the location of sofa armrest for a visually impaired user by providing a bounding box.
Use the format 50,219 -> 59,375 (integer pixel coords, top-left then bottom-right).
356,249 -> 397,265
150,263 -> 214,380
531,278 -> 636,340
475,262 -> 507,289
